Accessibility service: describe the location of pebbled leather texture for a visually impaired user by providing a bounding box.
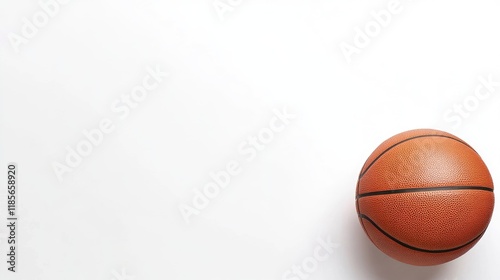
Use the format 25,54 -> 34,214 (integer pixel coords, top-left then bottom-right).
356,129 -> 494,266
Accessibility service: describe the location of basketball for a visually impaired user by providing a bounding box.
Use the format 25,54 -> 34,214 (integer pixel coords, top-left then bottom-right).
355,129 -> 494,266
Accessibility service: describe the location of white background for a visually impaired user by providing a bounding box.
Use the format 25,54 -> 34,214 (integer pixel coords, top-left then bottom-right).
1,0 -> 500,279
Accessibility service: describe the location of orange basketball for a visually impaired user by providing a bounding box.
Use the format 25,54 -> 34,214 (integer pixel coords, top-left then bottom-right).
356,129 -> 494,266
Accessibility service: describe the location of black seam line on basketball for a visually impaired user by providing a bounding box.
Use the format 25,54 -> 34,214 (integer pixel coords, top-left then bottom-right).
359,214 -> 486,253
356,186 -> 493,199
358,134 -> 476,180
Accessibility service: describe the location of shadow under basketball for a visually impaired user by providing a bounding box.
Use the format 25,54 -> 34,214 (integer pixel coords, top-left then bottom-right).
349,213 -> 453,280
